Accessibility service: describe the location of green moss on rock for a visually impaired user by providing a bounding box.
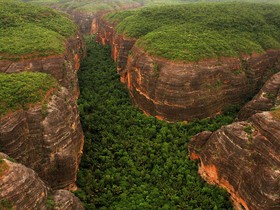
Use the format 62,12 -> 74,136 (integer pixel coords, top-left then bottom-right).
0,72 -> 57,117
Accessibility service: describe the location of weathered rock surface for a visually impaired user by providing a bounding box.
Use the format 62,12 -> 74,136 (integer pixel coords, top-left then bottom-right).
0,87 -> 83,189
0,155 -> 84,210
95,17 -> 136,73
0,34 -> 85,99
96,17 -> 280,121
189,111 -> 280,210
0,158 -> 48,209
53,189 -> 84,210
238,71 -> 280,120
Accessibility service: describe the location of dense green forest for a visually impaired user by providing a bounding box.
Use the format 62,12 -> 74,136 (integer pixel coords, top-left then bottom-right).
106,2 -> 280,61
75,37 -> 240,209
0,72 -> 57,117
0,0 -> 76,59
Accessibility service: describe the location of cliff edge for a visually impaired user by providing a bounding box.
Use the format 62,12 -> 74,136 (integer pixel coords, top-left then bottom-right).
188,72 -> 280,209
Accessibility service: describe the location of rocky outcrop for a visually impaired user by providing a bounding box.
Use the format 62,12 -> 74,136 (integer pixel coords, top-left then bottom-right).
53,190 -> 85,210
0,34 -> 85,99
0,154 -> 84,209
95,17 -> 136,73
96,17 -> 280,122
0,87 -> 83,189
0,158 -> 48,209
238,71 -> 280,120
189,110 -> 280,209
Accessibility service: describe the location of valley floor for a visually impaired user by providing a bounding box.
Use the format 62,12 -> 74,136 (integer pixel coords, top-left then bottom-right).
75,37 -> 237,209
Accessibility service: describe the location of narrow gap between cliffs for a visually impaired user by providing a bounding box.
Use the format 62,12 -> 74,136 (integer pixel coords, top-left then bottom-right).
74,36 -> 238,209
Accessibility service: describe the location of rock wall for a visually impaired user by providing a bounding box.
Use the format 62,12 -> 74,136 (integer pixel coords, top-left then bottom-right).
0,33 -> 85,188
189,112 -> 280,210
0,153 -> 84,209
0,35 -> 85,99
0,33 -> 85,196
238,71 -> 280,120
0,87 -> 83,189
95,17 -> 280,122
188,73 -> 280,210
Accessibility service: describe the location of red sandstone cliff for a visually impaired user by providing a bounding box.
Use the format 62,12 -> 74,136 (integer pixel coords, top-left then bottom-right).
0,153 -> 84,209
188,73 -> 280,210
0,87 -> 83,189
0,33 -> 85,206
238,71 -> 280,120
95,17 -> 280,122
0,35 -> 85,99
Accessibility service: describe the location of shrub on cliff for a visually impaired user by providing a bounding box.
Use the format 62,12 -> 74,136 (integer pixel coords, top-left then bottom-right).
0,0 -> 77,59
0,72 -> 57,117
106,2 -> 280,61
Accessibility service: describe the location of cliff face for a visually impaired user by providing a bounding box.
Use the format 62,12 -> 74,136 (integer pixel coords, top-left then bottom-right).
238,71 -> 280,120
188,73 -> 280,209
95,17 -> 136,73
0,153 -> 84,209
0,33 -> 85,188
0,35 -> 85,99
0,87 -> 83,189
95,18 -> 280,121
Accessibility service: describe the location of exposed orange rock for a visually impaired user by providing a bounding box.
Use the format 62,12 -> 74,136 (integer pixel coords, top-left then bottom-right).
0,32 -> 85,190
0,87 -> 84,189
0,153 -> 84,209
238,71 -> 280,120
0,34 -> 85,99
95,17 -> 280,122
189,110 -> 280,209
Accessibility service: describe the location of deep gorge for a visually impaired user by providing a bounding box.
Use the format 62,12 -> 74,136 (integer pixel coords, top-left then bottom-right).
75,37 -> 237,209
0,1 -> 279,209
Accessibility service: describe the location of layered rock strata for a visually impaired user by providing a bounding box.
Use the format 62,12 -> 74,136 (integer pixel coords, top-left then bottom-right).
238,71 -> 280,120
0,87 -> 83,189
96,18 -> 280,121
0,35 -> 85,99
189,111 -> 280,210
0,153 -> 84,209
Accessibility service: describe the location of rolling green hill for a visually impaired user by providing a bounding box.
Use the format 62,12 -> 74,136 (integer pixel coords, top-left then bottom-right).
106,2 -> 280,61
0,0 -> 77,59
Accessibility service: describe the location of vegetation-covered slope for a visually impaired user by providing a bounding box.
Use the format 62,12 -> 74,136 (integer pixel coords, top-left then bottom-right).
106,2 -> 280,61
75,38 -> 239,209
0,0 -> 77,59
0,72 -> 57,117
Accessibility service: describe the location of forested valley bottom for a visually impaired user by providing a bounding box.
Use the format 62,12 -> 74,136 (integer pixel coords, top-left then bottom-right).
75,37 -> 237,209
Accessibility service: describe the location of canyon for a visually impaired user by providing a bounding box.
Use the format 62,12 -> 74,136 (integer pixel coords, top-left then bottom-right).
94,12 -> 280,210
1,1 -> 280,209
95,17 -> 280,122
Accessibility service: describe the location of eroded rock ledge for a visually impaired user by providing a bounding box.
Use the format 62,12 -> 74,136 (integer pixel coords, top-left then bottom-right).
95,17 -> 280,122
0,87 -> 83,189
0,153 -> 84,209
188,73 -> 280,209
0,34 -> 85,208
0,34 -> 85,99
238,71 -> 280,120
189,111 -> 280,210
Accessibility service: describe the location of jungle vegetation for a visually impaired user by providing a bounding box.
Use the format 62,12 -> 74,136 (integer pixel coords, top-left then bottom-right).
75,37 -> 238,209
106,2 -> 280,61
0,0 -> 77,59
0,72 -> 57,117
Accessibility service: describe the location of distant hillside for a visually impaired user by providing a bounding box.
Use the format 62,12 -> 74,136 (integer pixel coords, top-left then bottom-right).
24,0 -> 280,12
106,2 -> 280,61
0,0 -> 77,59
